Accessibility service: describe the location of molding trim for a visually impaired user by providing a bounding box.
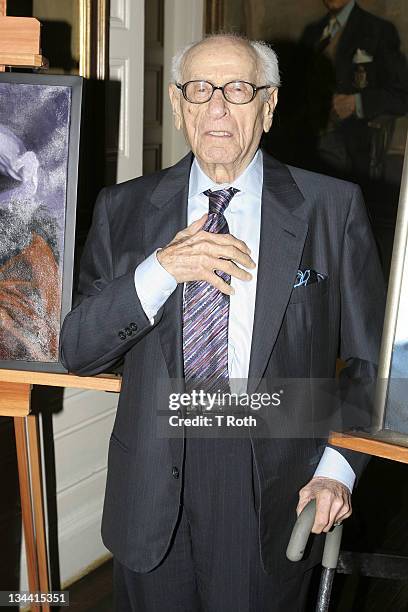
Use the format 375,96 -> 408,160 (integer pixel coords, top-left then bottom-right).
205,0 -> 225,33
162,0 -> 204,167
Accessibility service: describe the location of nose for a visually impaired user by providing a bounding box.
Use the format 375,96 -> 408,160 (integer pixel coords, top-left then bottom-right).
207,88 -> 228,118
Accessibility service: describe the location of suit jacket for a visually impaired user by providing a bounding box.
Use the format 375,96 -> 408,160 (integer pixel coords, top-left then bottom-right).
60,150 -> 385,579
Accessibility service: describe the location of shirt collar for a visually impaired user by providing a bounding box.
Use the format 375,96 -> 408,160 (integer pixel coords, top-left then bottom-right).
188,148 -> 263,200
334,0 -> 355,28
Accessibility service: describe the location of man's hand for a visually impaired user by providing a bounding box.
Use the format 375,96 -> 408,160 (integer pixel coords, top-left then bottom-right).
296,477 -> 352,533
332,94 -> 356,120
156,214 -> 256,296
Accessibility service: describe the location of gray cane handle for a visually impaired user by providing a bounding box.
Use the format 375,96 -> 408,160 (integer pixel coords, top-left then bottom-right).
286,499 -> 316,562
322,523 -> 343,569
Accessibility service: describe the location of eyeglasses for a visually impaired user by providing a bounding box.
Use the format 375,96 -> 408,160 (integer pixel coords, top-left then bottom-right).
176,80 -> 273,105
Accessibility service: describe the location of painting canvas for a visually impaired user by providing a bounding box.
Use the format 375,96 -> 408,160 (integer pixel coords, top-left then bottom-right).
0,73 -> 82,372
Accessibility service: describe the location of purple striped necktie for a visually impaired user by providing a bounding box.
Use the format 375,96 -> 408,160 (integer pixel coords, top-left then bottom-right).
183,187 -> 239,394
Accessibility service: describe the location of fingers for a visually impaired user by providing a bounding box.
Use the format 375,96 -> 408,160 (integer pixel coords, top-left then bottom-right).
198,256 -> 252,295
297,477 -> 352,534
158,225 -> 255,285
207,256 -> 253,282
296,497 -> 310,517
194,231 -> 253,258
314,496 -> 351,533
201,242 -> 255,270
184,231 -> 256,270
171,214 -> 208,244
313,495 -> 342,533
334,504 -> 352,524
184,213 -> 208,235
202,270 -> 234,296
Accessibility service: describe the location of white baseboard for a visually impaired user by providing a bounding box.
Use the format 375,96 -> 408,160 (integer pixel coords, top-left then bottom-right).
20,497 -> 110,589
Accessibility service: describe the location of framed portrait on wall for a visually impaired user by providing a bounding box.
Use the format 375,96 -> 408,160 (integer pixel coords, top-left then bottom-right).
0,72 -> 82,372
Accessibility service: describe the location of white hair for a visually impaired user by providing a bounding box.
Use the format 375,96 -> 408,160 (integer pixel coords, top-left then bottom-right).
171,34 -> 281,97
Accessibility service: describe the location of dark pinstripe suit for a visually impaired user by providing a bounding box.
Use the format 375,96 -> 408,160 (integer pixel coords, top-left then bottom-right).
60,150 -> 385,610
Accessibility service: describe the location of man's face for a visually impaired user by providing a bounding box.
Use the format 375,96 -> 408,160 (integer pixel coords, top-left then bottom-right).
169,38 -> 277,177
323,0 -> 351,13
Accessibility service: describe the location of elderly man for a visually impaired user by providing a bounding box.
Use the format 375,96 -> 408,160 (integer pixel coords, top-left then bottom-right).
60,34 -> 385,611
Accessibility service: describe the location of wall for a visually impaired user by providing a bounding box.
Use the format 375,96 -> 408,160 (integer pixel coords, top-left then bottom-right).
162,0 -> 204,167
108,0 -> 145,182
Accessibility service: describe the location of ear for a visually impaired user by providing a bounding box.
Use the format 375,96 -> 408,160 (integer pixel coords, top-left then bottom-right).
262,87 -> 278,133
169,83 -> 183,131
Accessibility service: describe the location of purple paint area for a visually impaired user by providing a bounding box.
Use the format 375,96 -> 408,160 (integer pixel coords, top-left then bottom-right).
0,83 -> 71,256
0,83 -> 72,362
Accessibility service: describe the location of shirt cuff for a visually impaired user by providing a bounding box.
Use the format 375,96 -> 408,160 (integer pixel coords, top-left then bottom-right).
313,446 -> 356,493
134,249 -> 177,324
355,93 -> 364,119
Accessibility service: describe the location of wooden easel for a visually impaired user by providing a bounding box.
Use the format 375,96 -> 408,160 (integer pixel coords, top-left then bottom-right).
0,3 -> 120,609
330,430 -> 408,464
0,1 -> 43,71
0,370 -> 121,611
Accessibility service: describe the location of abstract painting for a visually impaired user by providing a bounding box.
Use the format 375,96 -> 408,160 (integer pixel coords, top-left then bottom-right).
0,73 -> 82,372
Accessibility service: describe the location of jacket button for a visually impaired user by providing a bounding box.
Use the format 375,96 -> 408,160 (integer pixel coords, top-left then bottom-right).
118,331 -> 126,340
125,326 -> 132,336
172,466 -> 179,479
130,322 -> 138,331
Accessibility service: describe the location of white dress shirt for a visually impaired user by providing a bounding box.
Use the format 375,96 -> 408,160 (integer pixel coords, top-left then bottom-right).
134,150 -> 356,492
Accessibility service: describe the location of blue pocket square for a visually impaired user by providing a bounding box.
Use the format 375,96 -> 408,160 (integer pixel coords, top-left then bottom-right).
294,269 -> 326,288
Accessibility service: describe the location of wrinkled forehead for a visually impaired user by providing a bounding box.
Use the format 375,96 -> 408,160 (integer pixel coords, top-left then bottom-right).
182,38 -> 260,82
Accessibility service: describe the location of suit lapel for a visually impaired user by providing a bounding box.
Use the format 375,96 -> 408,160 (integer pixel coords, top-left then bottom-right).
144,153 -> 193,382
247,153 -> 308,393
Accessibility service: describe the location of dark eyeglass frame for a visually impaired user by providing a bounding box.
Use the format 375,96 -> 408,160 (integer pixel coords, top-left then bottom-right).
176,80 -> 273,105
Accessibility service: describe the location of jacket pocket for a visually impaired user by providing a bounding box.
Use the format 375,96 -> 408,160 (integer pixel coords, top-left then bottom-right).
288,277 -> 329,305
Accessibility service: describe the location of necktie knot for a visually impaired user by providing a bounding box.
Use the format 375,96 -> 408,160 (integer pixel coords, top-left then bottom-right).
203,187 -> 239,216
321,15 -> 339,41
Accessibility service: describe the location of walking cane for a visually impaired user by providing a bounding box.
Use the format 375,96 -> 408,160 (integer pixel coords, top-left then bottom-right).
286,499 -> 343,612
